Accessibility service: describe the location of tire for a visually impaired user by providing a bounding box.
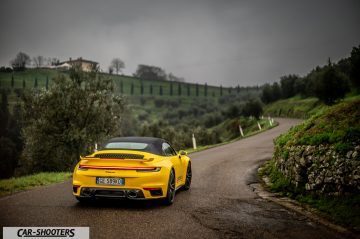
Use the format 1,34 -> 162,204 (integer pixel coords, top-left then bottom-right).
183,162 -> 192,191
163,169 -> 175,205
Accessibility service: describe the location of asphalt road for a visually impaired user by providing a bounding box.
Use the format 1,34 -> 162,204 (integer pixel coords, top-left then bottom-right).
0,118 -> 352,239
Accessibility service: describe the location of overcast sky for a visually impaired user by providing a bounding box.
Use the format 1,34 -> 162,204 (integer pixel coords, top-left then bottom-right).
0,0 -> 359,86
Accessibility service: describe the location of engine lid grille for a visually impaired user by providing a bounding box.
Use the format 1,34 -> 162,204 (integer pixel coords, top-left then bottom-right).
94,153 -> 144,159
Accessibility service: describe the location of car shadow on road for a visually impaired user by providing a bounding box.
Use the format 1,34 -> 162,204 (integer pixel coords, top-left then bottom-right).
72,190 -> 186,210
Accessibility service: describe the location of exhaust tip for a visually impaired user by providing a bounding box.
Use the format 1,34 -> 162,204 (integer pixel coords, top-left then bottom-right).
127,190 -> 138,198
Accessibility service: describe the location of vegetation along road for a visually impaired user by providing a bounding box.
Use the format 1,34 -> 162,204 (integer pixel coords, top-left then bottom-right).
0,118 -> 352,239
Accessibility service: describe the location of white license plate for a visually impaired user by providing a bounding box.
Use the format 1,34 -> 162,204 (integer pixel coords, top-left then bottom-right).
96,177 -> 124,186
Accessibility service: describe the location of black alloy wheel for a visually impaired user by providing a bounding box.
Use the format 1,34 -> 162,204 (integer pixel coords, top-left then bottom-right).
164,169 -> 175,205
183,162 -> 192,190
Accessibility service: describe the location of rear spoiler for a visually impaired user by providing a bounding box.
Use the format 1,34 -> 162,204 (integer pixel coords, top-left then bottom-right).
80,156 -> 155,162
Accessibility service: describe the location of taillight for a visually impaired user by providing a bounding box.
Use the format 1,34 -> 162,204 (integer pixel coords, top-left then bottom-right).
136,167 -> 161,172
78,165 -> 88,171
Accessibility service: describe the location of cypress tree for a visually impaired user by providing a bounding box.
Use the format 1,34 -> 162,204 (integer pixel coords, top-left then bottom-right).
204,83 -> 208,97
11,75 -> 14,88
196,83 -> 199,97
23,79 -> 26,89
159,85 -> 163,96
140,81 -> 144,95
220,85 -> 223,96
178,82 -> 181,96
150,84 -> 153,95
170,82 -> 173,96
236,85 -> 240,94
187,84 -> 190,96
34,78 -> 38,88
131,82 -> 134,95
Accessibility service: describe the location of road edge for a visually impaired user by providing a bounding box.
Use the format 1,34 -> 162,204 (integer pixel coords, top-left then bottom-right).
248,172 -> 359,239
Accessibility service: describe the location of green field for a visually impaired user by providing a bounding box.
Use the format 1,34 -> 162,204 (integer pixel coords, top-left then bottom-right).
0,68 -> 258,98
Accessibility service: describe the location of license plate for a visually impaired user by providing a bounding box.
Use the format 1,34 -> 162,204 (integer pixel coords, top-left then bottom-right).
96,177 -> 124,186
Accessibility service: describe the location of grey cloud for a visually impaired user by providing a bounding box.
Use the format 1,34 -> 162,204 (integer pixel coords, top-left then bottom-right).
1,0 -> 359,86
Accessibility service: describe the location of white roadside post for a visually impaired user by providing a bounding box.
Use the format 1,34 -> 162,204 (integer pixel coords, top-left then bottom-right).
94,143 -> 98,152
192,134 -> 197,150
239,125 -> 244,137
269,118 -> 273,126
257,121 -> 262,131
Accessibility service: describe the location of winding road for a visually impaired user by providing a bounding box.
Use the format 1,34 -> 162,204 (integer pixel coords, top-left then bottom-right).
0,118 -> 352,239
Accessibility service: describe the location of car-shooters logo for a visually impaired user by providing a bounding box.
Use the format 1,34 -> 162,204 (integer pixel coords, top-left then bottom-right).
3,227 -> 89,239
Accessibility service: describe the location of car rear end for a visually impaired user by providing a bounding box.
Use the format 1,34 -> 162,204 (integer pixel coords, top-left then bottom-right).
72,150 -> 170,200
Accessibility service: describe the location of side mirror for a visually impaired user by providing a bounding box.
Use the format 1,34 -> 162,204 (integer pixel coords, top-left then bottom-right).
179,150 -> 187,156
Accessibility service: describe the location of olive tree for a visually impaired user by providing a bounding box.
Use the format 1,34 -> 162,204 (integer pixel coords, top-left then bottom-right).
21,67 -> 126,172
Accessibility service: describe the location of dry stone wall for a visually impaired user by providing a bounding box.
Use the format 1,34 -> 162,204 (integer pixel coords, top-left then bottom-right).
273,144 -> 360,195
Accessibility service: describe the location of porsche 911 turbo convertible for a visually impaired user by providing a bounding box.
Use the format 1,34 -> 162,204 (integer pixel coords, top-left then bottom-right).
72,137 -> 191,205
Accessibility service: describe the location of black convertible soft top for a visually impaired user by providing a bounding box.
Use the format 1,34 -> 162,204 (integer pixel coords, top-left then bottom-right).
101,137 -> 169,155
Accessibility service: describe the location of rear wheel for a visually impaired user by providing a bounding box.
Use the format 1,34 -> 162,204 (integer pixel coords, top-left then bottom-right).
183,162 -> 192,190
163,169 -> 175,205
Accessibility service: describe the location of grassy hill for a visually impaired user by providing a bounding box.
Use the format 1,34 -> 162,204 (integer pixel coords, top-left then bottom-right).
261,99 -> 360,230
263,94 -> 360,119
0,68 -> 259,98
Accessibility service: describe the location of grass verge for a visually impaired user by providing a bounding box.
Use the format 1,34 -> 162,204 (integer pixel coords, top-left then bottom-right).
0,172 -> 72,197
187,119 -> 279,154
259,160 -> 360,231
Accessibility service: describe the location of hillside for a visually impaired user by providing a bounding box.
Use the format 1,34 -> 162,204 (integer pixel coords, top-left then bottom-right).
263,94 -> 360,119
261,99 -> 360,230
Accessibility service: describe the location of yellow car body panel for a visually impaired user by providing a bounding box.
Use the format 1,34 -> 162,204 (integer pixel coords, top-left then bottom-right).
72,149 -> 190,200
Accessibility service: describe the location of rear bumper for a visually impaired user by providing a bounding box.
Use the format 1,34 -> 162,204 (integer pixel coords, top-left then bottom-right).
77,187 -> 147,200
72,169 -> 168,199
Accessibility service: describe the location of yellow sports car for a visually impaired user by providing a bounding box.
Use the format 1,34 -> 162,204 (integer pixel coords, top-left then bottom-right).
72,137 -> 191,205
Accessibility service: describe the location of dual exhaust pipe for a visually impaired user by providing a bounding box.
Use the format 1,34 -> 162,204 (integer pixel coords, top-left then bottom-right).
81,188 -> 140,199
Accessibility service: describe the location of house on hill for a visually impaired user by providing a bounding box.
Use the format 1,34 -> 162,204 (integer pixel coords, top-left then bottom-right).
58,57 -> 98,72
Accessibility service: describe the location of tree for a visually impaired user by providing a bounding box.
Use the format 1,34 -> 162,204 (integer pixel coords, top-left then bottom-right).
21,67 -> 126,172
187,84 -> 190,96
242,100 -> 263,119
178,82 -> 181,96
34,78 -> 38,88
314,62 -> 349,105
261,84 -> 273,104
140,81 -> 144,95
131,82 -> 134,95
32,56 -> 45,68
159,85 -> 163,95
280,74 -> 299,98
150,84 -> 153,95
11,52 -> 31,71
11,75 -> 14,88
220,85 -> 223,96
0,92 -> 23,178
236,85 -> 240,94
134,64 -> 167,81
349,45 -> 360,92
48,57 -> 60,66
110,58 -> 125,75
196,83 -> 199,97
170,82 -> 173,96
204,83 -> 208,97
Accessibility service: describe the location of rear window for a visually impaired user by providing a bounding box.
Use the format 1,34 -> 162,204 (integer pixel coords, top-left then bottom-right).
104,142 -> 148,150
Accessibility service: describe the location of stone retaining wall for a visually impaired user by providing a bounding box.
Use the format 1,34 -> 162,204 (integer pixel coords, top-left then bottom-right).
274,144 -> 360,194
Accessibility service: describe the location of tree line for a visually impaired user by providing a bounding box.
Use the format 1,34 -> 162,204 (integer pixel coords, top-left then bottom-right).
261,45 -> 360,105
